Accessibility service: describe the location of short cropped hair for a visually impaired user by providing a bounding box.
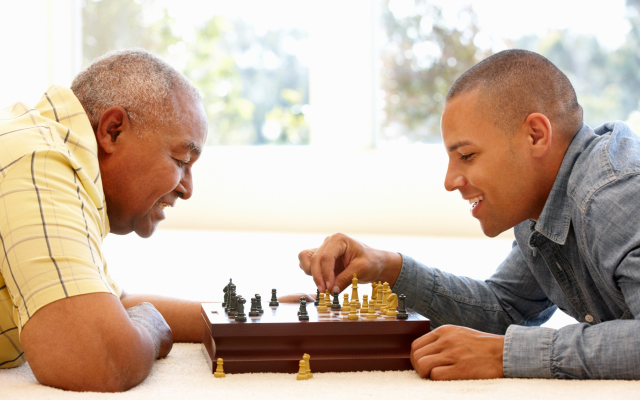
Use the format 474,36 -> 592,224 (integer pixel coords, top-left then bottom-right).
71,49 -> 202,132
446,49 -> 583,137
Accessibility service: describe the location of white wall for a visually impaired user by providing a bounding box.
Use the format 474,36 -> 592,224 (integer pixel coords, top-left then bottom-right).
0,0 -> 82,108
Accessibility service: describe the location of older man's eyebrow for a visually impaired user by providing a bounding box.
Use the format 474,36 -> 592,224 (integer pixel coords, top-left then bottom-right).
184,141 -> 202,156
447,140 -> 474,152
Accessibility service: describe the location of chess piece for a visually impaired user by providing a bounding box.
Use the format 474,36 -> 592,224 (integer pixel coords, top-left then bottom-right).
348,299 -> 358,320
303,353 -> 313,378
375,281 -> 383,309
380,282 -> 390,314
214,358 -> 226,378
314,289 -> 320,306
235,297 -> 247,322
249,297 -> 260,317
222,279 -> 232,307
298,297 -> 310,321
361,294 -> 369,314
296,360 -> 309,380
317,293 -> 328,312
366,301 -> 377,319
341,293 -> 350,312
385,293 -> 398,317
371,282 -> 378,301
227,285 -> 238,317
324,289 -> 331,308
269,288 -> 279,307
255,294 -> 264,314
396,294 -> 408,319
350,273 -> 361,309
331,291 -> 341,310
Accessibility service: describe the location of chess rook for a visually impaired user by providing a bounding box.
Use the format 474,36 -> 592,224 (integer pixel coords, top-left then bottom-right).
235,297 -> 247,322
397,294 -> 409,319
249,297 -> 260,317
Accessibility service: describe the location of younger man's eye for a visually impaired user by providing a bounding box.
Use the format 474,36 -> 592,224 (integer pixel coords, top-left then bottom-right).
460,153 -> 474,161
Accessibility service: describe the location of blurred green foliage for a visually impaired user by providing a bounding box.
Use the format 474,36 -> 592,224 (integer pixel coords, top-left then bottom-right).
379,0 -> 640,143
82,0 -> 309,146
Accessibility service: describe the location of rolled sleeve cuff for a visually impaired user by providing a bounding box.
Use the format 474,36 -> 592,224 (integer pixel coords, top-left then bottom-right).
391,254 -> 436,320
503,324 -> 556,378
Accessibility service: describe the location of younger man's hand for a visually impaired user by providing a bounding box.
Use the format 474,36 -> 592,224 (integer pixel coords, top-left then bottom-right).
410,325 -> 505,380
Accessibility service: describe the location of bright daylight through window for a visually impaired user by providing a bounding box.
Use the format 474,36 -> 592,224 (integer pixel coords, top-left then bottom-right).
83,0 -> 640,147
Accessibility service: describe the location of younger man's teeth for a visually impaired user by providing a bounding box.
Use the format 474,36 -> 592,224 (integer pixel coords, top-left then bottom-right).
468,196 -> 484,204
157,202 -> 170,210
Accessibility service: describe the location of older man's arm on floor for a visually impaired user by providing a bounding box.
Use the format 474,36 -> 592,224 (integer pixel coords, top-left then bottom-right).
20,293 -> 172,392
120,292 -> 206,343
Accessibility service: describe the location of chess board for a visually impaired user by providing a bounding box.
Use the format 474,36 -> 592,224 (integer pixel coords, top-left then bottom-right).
201,302 -> 430,374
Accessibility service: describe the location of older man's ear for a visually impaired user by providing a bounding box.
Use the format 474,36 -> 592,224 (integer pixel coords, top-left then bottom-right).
95,106 -> 132,155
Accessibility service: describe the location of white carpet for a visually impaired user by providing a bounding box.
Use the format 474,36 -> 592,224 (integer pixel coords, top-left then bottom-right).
3,342 -> 640,399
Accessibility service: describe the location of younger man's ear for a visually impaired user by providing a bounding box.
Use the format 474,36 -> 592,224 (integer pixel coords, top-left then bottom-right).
95,106 -> 131,154
525,113 -> 553,158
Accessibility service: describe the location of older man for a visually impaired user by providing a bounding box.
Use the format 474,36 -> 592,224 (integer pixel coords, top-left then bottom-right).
0,50 -> 208,391
295,50 -> 640,380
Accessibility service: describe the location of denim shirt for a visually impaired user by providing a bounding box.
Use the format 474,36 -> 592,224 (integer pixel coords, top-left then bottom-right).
393,121 -> 640,379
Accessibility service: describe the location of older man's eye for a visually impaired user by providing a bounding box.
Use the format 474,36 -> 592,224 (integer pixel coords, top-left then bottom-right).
173,158 -> 189,167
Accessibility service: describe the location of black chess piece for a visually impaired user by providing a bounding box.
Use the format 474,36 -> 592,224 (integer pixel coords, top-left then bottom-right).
396,294 -> 408,319
255,294 -> 264,314
298,297 -> 309,321
228,286 -> 238,317
235,297 -> 247,322
331,291 -> 341,310
269,288 -> 279,307
222,279 -> 232,307
249,297 -> 260,317
225,283 -> 236,314
314,289 -> 320,306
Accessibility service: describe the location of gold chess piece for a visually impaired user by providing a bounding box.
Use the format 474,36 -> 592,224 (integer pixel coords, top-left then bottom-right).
350,273 -> 361,309
341,293 -> 350,311
317,293 -> 328,312
366,301 -> 377,319
371,282 -> 378,301
375,281 -> 383,309
303,353 -> 313,379
380,282 -> 390,314
385,293 -> 398,317
214,358 -> 226,378
348,299 -> 359,320
324,289 -> 331,308
297,360 -> 309,380
361,294 -> 369,314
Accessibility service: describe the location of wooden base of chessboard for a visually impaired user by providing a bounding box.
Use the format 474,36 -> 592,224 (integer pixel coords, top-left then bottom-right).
201,302 -> 430,374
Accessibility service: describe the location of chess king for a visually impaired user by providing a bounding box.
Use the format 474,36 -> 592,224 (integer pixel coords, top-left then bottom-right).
0,50 -> 211,392
288,49 -> 640,381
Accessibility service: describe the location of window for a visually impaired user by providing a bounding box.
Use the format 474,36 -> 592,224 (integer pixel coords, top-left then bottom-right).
378,0 -> 640,145
83,0 -> 310,145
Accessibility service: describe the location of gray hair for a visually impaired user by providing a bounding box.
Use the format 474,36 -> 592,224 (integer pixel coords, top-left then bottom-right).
71,49 -> 202,132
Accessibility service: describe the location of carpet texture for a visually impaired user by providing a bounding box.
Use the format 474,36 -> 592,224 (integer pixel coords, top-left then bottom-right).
2,343 -> 640,399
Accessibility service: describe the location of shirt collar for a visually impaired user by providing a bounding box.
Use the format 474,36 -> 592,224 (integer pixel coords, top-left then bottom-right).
534,123 -> 593,244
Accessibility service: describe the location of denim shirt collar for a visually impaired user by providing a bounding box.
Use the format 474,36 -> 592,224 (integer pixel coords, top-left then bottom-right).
533,123 -> 592,245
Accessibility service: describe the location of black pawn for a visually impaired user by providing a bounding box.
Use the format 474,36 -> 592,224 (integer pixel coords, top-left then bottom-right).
249,297 -> 260,317
255,294 -> 264,314
314,289 -> 320,306
396,294 -> 408,319
235,297 -> 247,322
298,297 -> 309,321
269,288 -> 279,307
331,291 -> 341,310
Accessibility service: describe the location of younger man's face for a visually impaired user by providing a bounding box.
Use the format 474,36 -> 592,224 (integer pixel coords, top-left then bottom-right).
440,89 -> 537,237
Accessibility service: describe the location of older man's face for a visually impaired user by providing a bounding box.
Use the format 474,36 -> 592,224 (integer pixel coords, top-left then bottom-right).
103,94 -> 208,238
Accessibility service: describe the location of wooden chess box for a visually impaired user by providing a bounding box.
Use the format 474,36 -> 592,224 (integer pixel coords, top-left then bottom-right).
201,302 -> 430,374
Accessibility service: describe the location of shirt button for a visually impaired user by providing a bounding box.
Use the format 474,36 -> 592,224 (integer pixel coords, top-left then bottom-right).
585,314 -> 594,323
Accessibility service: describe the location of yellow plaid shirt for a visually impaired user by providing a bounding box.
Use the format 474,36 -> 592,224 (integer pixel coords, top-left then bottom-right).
0,85 -> 121,368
